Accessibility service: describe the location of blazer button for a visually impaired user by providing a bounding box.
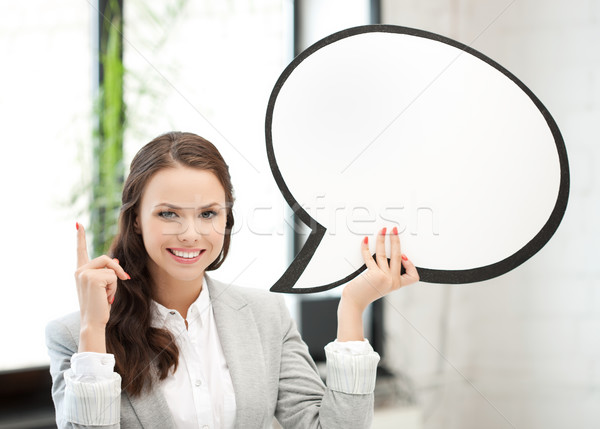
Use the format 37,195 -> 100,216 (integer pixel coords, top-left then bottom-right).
195,380 -> 202,387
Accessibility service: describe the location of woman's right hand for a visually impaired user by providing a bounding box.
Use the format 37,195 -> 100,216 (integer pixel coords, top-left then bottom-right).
75,223 -> 130,352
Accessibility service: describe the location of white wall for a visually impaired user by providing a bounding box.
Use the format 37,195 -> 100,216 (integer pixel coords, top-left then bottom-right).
381,1 -> 600,428
0,0 -> 91,370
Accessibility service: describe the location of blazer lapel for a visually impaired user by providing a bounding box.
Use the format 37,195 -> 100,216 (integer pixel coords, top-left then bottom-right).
207,276 -> 269,429
124,371 -> 177,429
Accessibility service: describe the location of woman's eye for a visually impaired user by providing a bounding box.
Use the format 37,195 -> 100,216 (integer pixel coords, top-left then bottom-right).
158,211 -> 177,219
200,210 -> 217,219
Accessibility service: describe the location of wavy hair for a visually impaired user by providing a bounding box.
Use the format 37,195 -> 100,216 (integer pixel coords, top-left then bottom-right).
106,132 -> 235,396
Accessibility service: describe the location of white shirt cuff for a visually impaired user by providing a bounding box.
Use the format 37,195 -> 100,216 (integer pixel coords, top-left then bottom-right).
324,339 -> 380,394
63,353 -> 121,425
327,339 -> 374,355
71,352 -> 116,379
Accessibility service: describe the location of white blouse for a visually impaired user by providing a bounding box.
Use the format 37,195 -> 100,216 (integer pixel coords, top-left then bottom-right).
149,280 -> 236,429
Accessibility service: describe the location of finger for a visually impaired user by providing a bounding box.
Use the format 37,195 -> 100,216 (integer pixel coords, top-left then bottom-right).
76,223 -> 90,268
93,268 -> 119,293
78,269 -> 118,299
98,271 -> 118,306
389,226 -> 402,275
375,227 -> 389,272
99,268 -> 119,288
400,255 -> 420,285
360,236 -> 378,271
83,255 -> 131,281
106,283 -> 117,305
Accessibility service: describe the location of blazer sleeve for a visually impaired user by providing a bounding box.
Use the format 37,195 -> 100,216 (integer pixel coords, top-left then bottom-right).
45,316 -> 121,429
273,296 -> 380,429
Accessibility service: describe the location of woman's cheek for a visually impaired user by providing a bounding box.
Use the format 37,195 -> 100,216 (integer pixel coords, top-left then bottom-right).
215,216 -> 228,237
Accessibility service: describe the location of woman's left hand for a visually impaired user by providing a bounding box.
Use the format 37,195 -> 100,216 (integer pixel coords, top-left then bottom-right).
341,226 -> 419,313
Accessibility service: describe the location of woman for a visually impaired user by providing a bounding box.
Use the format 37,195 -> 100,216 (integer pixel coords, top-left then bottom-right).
46,132 -> 419,428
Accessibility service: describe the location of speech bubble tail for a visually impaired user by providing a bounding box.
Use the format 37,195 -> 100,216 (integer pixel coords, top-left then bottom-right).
269,221 -> 327,293
270,225 -> 376,293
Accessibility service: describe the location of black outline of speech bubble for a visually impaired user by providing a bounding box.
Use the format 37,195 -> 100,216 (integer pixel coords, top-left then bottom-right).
265,24 -> 570,293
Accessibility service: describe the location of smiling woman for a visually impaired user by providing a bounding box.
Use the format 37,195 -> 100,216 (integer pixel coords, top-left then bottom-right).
45,131 -> 419,428
103,132 -> 235,395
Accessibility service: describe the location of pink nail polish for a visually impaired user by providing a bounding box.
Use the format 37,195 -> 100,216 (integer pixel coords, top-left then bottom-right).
110,296 -> 115,304
381,227 -> 387,236
125,273 -> 131,280
392,226 -> 398,235
363,237 -> 368,245
402,254 -> 408,261
76,222 -> 79,231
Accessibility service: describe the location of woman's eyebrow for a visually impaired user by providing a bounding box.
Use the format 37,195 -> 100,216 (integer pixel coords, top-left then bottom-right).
153,202 -> 222,210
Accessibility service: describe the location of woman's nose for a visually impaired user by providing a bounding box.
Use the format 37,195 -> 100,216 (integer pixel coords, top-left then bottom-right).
175,216 -> 208,241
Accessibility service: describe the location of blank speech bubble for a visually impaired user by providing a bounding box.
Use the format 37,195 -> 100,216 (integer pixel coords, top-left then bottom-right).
266,25 -> 569,293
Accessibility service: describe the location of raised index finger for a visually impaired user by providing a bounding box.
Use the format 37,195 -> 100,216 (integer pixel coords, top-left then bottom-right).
76,223 -> 90,268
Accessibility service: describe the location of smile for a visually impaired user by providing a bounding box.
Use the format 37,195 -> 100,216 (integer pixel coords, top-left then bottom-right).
168,249 -> 202,258
167,248 -> 205,264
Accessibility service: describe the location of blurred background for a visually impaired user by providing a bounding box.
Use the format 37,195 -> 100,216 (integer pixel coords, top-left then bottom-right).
0,0 -> 598,428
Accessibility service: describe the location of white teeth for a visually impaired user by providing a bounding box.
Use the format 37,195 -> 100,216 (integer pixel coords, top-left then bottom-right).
171,249 -> 201,258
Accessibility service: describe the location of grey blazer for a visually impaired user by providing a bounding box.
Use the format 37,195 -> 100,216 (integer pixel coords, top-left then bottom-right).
46,276 -> 374,428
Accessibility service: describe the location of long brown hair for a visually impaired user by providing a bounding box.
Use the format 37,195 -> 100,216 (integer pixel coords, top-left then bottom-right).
107,132 -> 235,396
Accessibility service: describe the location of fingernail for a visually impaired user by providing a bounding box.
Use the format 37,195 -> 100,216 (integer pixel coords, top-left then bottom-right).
113,258 -> 119,264
363,237 -> 368,245
402,254 -> 408,261
392,226 -> 398,235
125,273 -> 131,280
381,227 -> 387,236
76,222 -> 79,231
110,296 -> 115,304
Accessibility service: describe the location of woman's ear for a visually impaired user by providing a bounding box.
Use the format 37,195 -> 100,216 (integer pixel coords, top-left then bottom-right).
133,216 -> 141,234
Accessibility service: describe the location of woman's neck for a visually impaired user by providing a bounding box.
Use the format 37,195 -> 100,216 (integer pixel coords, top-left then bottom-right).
151,272 -> 204,320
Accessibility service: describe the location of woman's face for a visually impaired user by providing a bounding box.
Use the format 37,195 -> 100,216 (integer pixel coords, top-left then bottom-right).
135,165 -> 228,285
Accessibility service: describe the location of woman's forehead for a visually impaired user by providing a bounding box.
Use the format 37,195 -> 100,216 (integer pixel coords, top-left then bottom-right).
142,167 -> 226,206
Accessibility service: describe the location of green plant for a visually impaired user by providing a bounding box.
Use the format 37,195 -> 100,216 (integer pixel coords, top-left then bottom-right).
90,0 -> 125,256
